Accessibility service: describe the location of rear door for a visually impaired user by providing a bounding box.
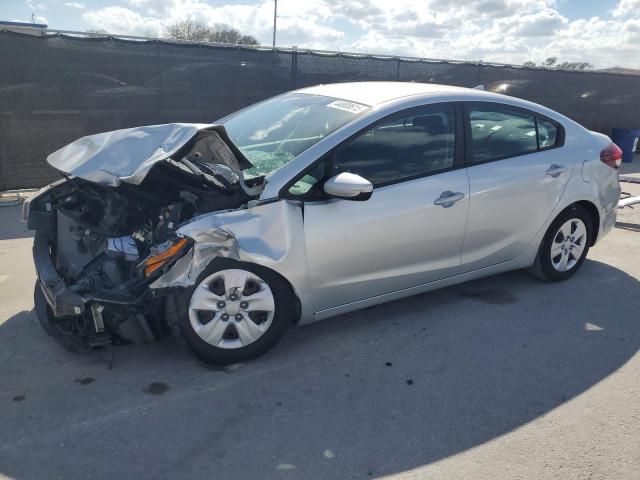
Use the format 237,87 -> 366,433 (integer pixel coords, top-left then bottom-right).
461,102 -> 572,269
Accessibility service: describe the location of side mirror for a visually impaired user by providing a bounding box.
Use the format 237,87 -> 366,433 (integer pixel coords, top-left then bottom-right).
323,172 -> 373,201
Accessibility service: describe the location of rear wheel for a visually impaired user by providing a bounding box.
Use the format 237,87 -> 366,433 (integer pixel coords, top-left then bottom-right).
528,204 -> 593,282
174,261 -> 293,365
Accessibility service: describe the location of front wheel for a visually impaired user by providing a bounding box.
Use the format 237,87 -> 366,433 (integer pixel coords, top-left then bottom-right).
173,261 -> 294,365
528,204 -> 593,282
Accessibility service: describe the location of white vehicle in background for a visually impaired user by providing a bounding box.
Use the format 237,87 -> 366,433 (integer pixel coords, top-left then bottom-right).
28,82 -> 621,364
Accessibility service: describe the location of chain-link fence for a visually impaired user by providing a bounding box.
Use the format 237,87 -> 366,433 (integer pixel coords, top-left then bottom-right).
1,29 -> 638,190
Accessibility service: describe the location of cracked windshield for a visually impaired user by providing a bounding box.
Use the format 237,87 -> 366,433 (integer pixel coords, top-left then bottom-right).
222,92 -> 369,179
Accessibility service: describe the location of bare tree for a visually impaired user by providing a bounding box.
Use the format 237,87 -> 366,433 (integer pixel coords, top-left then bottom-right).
164,19 -> 211,41
556,61 -> 594,70
523,58 -> 594,70
163,19 -> 259,45
208,23 -> 258,45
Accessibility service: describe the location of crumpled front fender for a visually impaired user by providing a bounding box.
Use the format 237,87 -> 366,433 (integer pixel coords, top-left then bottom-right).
149,200 -> 313,322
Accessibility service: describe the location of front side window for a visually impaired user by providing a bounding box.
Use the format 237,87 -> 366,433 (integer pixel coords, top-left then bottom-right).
468,106 -> 538,163
222,93 -> 370,178
287,159 -> 326,197
332,104 -> 456,186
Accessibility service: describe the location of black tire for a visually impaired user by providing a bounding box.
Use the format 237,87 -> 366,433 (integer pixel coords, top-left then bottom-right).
172,259 -> 294,365
528,204 -> 593,282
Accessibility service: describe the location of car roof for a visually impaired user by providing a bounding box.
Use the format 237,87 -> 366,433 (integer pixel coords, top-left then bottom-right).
296,81 -> 492,106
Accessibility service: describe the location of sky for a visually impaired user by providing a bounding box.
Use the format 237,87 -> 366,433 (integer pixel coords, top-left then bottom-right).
2,0 -> 640,68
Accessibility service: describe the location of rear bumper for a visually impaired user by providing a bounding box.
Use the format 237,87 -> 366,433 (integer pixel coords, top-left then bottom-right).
33,231 -> 85,317
597,180 -> 621,242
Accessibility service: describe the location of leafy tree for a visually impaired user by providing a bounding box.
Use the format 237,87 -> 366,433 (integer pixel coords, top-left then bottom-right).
523,60 -> 537,67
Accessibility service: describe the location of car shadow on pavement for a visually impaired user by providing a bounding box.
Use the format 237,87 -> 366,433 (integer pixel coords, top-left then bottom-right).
1,259 -> 639,480
615,220 -> 640,233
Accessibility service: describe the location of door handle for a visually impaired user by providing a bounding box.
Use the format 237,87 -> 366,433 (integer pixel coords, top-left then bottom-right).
434,191 -> 465,208
546,164 -> 567,177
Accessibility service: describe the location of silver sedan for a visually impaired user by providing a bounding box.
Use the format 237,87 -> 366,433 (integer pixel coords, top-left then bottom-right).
29,82 -> 621,364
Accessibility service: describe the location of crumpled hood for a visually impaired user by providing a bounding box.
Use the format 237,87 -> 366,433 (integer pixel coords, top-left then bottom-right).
47,123 -> 252,187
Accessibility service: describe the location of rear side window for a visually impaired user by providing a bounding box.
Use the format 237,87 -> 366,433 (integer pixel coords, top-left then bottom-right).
537,117 -> 559,149
333,104 -> 456,186
466,103 -> 564,163
468,106 -> 538,163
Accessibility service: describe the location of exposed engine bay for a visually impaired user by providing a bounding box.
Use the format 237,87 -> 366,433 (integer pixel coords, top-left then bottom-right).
28,125 -> 264,351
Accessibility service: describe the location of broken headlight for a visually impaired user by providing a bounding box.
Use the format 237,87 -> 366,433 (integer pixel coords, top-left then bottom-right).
140,237 -> 192,278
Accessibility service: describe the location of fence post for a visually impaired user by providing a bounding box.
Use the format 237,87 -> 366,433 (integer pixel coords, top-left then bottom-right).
0,115 -> 6,191
0,159 -> 6,192
290,45 -> 298,90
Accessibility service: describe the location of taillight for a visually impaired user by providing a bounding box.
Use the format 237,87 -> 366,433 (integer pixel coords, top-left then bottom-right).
600,143 -> 622,169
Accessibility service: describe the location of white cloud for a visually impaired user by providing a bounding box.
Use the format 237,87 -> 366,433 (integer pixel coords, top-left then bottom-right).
82,0 -> 343,47
527,15 -> 640,67
339,0 -> 640,67
78,0 -> 640,68
612,0 -> 640,17
506,9 -> 568,37
82,6 -> 163,36
64,2 -> 86,9
26,1 -> 47,11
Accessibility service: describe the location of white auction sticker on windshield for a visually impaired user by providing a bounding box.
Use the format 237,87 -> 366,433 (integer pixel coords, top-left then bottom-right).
326,100 -> 369,114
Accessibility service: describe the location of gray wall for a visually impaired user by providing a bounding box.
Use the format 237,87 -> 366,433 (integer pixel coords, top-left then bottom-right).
1,30 -> 639,190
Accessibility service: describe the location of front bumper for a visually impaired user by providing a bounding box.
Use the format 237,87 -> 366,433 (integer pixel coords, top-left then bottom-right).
33,232 -> 85,317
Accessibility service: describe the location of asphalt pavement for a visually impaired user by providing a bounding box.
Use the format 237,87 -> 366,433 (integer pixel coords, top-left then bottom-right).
1,176 -> 639,480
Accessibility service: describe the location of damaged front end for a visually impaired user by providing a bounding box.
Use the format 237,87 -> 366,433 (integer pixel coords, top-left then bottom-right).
28,123 -> 262,351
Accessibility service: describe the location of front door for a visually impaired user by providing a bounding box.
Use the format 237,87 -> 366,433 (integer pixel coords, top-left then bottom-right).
289,103 -> 470,313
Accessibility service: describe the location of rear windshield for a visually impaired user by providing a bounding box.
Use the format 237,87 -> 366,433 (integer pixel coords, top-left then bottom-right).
222,93 -> 370,177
